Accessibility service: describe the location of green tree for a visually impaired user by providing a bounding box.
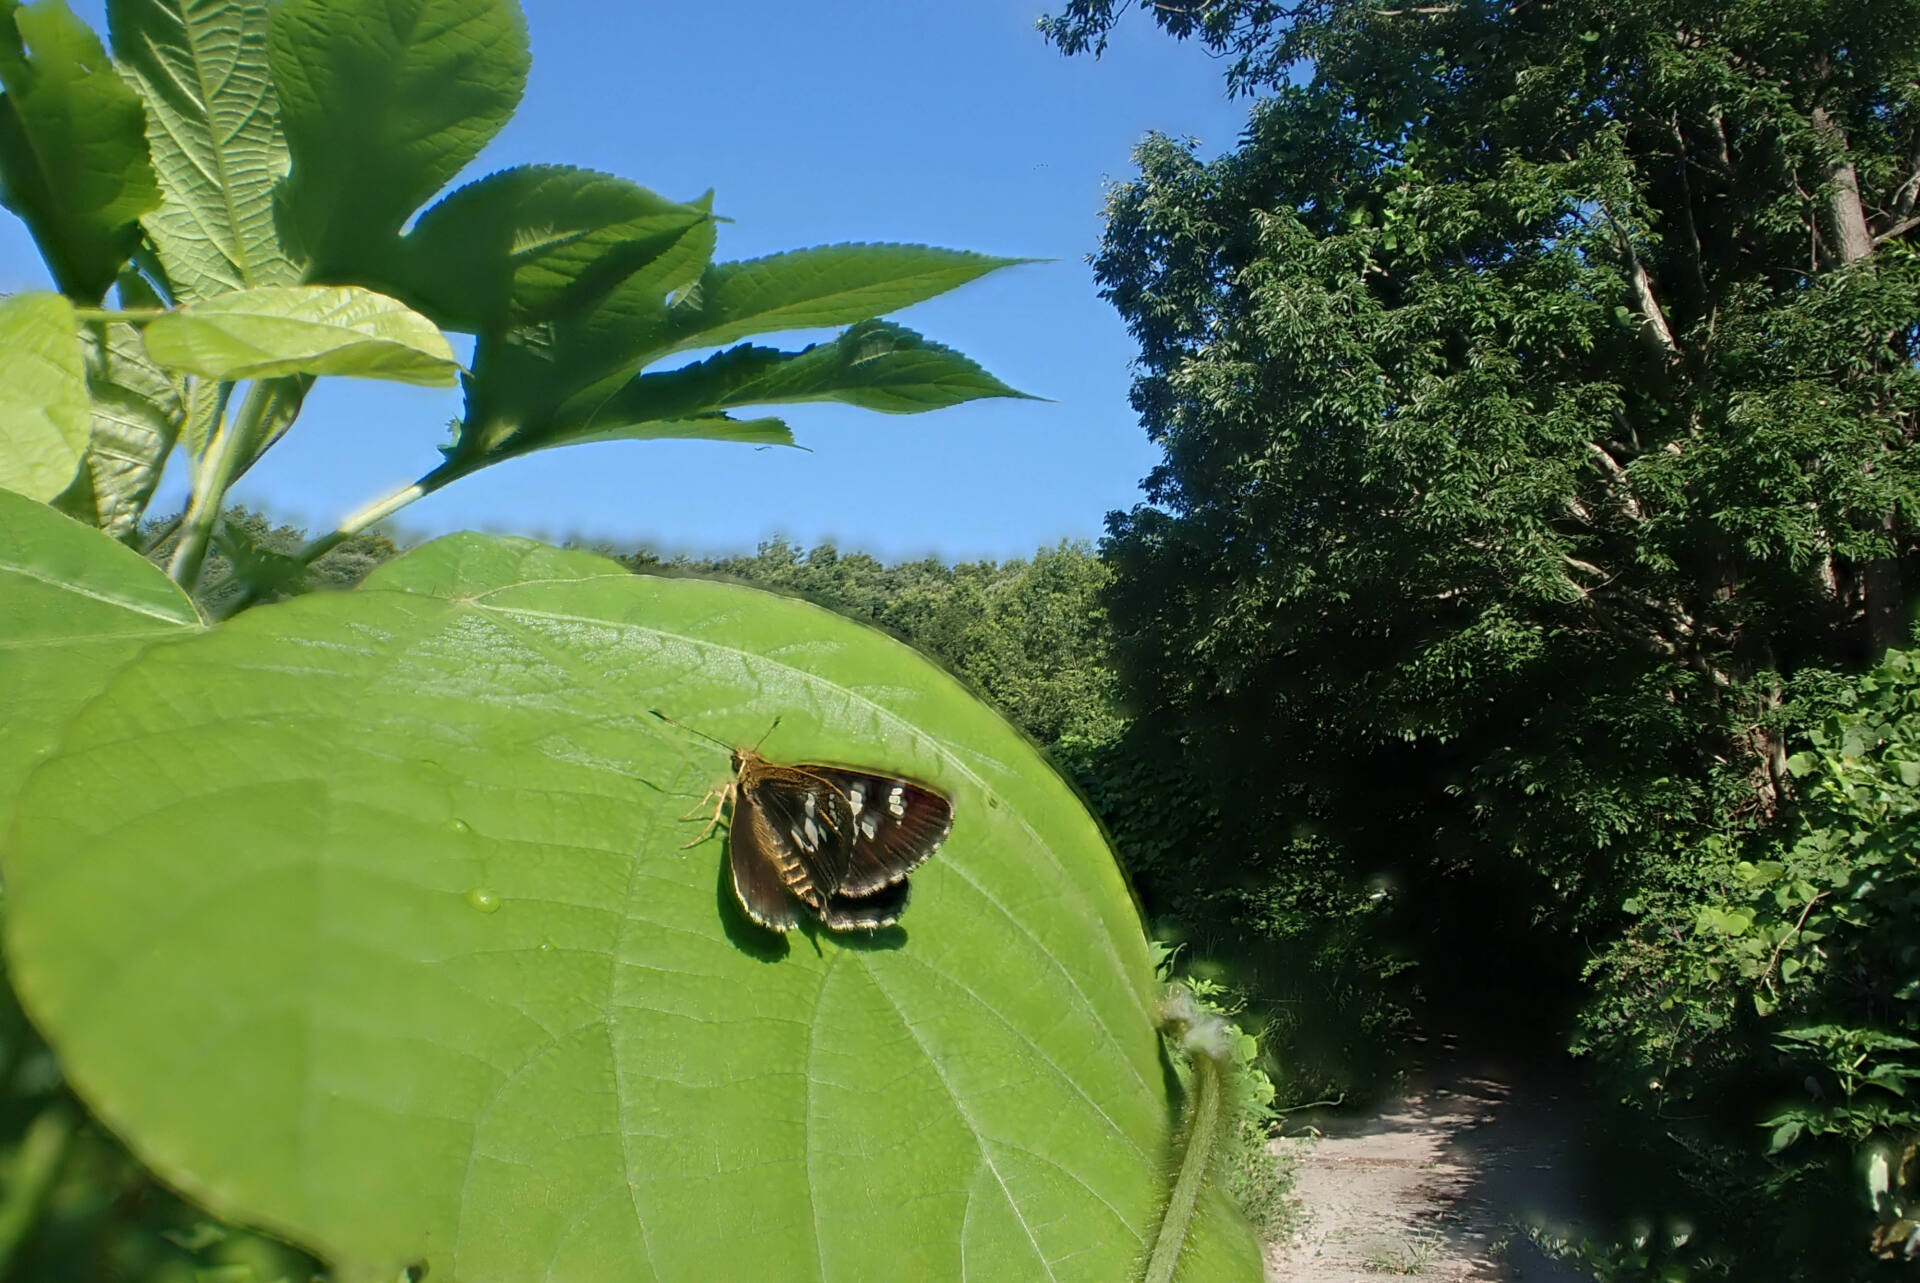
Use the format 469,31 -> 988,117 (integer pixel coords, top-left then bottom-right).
675,539 -> 1122,747
1047,0 -> 1920,1268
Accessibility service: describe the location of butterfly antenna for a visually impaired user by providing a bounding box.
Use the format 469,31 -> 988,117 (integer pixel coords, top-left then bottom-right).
750,716 -> 782,752
648,709 -> 734,751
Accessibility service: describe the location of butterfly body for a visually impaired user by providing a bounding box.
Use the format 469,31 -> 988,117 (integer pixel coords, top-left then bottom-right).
689,747 -> 954,932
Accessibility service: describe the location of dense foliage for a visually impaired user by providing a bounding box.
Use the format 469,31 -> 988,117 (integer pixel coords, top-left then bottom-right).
1045,0 -> 1920,1273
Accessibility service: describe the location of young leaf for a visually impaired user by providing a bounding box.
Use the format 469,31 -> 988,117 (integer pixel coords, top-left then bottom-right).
665,243 -> 1039,355
0,0 -> 160,301
521,412 -> 794,455
0,485 -> 200,838
107,0 -> 297,302
139,284 -> 458,385
601,320 -> 1036,421
52,317 -> 184,537
269,0 -> 529,276
456,320 -> 1024,467
0,290 -> 91,500
393,165 -> 713,333
2,534 -> 1262,1282
452,209 -> 723,456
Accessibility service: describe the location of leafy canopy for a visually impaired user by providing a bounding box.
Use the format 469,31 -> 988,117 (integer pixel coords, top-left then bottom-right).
1051,0 -> 1920,1269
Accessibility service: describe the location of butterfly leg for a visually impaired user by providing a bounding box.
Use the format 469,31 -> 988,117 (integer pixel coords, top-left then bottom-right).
679,783 -> 733,848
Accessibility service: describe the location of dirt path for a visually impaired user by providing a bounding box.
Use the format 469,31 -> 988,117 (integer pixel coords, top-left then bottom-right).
1265,1046 -> 1600,1281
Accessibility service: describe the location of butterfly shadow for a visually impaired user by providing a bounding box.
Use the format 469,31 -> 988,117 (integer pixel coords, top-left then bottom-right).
805,919 -> 908,955
708,852 -> 912,959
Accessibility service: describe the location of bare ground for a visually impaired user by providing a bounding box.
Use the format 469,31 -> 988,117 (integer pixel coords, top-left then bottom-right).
1265,1041 -> 1601,1282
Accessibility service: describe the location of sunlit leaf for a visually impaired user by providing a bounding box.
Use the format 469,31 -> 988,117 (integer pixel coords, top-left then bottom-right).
140,284 -> 458,385
667,243 -> 1037,355
108,0 -> 297,301
357,530 -> 628,594
0,290 -> 90,500
0,485 -> 199,838
52,316 -> 182,537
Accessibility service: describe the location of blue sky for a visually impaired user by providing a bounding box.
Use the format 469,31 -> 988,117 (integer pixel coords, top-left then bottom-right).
1,1 -> 1248,560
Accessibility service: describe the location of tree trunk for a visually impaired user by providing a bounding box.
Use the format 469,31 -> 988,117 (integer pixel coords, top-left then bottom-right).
1816,106 -> 1905,652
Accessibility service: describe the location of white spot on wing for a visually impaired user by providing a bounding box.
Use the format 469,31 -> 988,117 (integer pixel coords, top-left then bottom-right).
800,816 -> 821,849
848,783 -> 865,815
887,785 -> 906,817
861,812 -> 880,839
803,792 -> 816,817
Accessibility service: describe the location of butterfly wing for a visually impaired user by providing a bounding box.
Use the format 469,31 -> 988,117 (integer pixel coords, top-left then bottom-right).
806,768 -> 954,897
741,764 -> 858,898
816,879 -> 912,931
705,751 -> 953,933
727,788 -> 802,932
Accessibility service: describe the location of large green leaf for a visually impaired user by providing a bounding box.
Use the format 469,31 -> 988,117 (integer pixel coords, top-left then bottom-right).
0,0 -> 160,301
108,0 -> 297,302
140,284 -> 458,384
358,529 -> 628,594
666,243 -> 1037,355
0,485 -> 200,838
269,0 -> 528,277
0,291 -> 90,501
2,534 -> 1260,1282
394,165 -> 713,334
52,316 -> 183,537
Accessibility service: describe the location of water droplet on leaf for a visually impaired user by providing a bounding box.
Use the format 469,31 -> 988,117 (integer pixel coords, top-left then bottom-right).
466,888 -> 500,914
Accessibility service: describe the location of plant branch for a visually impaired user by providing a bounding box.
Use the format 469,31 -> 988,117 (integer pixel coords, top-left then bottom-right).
1874,213 -> 1920,246
168,379 -> 265,589
1145,987 -> 1231,1283
1760,892 -> 1829,995
296,458 -> 470,567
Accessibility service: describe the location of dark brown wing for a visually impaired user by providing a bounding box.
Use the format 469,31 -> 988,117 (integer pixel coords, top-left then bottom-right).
802,768 -> 953,897
740,764 -> 857,898
727,789 -> 801,931
815,879 -> 912,931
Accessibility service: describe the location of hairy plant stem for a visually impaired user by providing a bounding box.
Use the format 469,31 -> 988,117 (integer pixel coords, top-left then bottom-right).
301,457 -> 467,564
167,379 -> 262,589
1145,989 -> 1231,1283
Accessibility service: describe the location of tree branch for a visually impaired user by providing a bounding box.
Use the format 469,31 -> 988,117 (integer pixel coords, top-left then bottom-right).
1874,212 -> 1920,246
1628,258 -> 1681,357
1586,441 -> 1645,521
